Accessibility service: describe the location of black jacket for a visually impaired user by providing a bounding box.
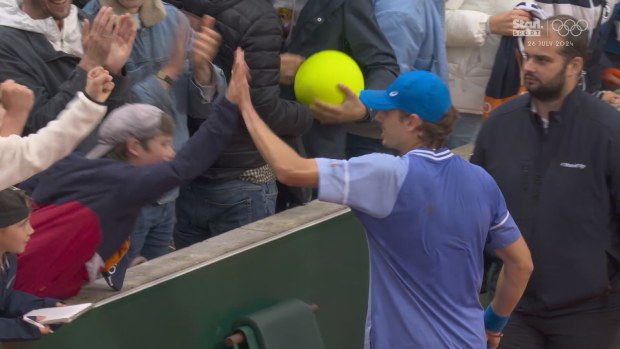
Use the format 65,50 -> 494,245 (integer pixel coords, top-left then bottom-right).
0,24 -> 128,153
182,0 -> 312,180
0,254 -> 58,341
472,89 -> 620,314
283,0 -> 399,158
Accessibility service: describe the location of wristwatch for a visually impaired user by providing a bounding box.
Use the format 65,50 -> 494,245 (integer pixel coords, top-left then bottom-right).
156,70 -> 175,86
357,107 -> 373,123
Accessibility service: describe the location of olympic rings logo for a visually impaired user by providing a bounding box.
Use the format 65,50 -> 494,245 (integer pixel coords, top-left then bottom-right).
551,18 -> 589,37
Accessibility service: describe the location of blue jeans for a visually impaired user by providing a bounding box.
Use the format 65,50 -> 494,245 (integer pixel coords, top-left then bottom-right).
444,112 -> 482,149
346,133 -> 399,158
128,201 -> 175,260
174,179 -> 278,249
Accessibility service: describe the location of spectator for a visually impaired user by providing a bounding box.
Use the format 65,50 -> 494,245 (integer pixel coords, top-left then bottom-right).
601,1 -> 620,95
0,187 -> 62,341
372,0 -> 448,81
472,15 -> 620,349
236,69 -> 533,349
0,1 -> 135,152
13,50 -> 248,299
536,0 -> 620,107
444,0 -> 531,148
0,67 -> 113,190
273,0 -> 399,209
82,0 -> 226,261
173,0 -> 313,248
275,0 -> 398,160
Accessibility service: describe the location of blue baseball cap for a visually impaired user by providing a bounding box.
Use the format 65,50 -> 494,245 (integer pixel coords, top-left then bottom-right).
359,70 -> 451,123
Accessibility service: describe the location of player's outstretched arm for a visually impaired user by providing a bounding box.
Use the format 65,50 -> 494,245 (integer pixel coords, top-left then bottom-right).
233,49 -> 318,188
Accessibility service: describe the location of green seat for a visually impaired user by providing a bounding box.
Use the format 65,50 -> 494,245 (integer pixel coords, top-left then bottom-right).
231,299 -> 325,349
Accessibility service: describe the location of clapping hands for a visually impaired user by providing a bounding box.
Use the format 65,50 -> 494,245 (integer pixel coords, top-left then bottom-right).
80,7 -> 136,75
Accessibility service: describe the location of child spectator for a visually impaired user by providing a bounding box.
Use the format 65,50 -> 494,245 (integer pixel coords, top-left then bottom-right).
0,187 -> 61,341
14,50 -> 248,299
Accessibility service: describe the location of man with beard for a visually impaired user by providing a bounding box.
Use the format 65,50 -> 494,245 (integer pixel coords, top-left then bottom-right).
0,0 -> 135,152
472,14 -> 620,349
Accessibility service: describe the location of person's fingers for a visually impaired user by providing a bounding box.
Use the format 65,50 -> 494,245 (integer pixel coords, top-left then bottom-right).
231,48 -> 249,86
512,9 -> 530,17
88,66 -> 103,79
92,7 -> 111,34
194,30 -> 221,53
103,81 -> 115,93
201,15 -> 215,30
95,72 -> 108,83
103,13 -> 116,37
244,63 -> 251,81
94,8 -> 114,36
337,83 -> 356,99
0,79 -> 15,89
310,100 -> 342,122
514,14 -> 531,23
202,26 -> 221,42
193,33 -> 215,50
192,43 -> 213,63
119,15 -> 137,42
0,81 -> 33,100
210,31 -> 222,45
104,70 -> 113,82
234,48 -> 246,72
91,9 -> 103,34
111,15 -> 121,38
311,100 -> 339,113
81,18 -> 90,39
514,16 -> 530,23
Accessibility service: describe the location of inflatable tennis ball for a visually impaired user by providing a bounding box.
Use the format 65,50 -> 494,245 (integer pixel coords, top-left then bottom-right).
294,50 -> 365,106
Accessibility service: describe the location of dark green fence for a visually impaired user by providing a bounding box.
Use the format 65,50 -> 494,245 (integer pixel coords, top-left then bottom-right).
5,208 -> 368,349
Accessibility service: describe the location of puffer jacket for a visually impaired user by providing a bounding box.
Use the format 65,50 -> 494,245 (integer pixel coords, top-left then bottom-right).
445,0 -> 514,115
182,0 -> 312,180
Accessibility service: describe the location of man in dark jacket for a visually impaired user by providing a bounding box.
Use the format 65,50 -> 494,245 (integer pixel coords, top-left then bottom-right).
0,0 -> 134,152
269,0 -> 399,209
174,0 -> 313,247
472,15 -> 620,349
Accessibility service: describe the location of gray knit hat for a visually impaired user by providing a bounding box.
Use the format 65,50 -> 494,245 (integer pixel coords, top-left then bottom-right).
0,187 -> 30,228
86,104 -> 168,159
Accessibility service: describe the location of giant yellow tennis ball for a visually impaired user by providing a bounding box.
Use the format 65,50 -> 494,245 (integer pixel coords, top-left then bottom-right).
294,50 -> 365,106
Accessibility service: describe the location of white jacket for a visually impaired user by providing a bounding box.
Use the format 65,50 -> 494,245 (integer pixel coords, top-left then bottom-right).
0,92 -> 106,190
445,0 -> 514,115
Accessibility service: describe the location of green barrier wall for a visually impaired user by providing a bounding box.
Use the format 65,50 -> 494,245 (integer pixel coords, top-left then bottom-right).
5,210 -> 368,349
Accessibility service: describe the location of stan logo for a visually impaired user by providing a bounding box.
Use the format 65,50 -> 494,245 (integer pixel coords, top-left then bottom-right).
513,19 -> 542,36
